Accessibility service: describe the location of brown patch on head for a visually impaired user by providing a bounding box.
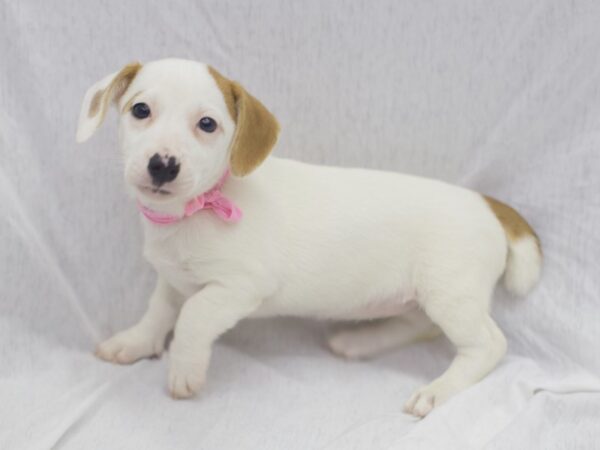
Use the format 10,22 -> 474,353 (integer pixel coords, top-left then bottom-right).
92,62 -> 142,122
208,66 -> 280,176
77,61 -> 142,143
484,195 -> 541,251
121,91 -> 143,114
208,66 -> 236,121
110,63 -> 141,101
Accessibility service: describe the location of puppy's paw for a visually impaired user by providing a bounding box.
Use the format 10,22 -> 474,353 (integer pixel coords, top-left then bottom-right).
95,328 -> 164,365
168,357 -> 207,399
403,380 -> 454,417
328,331 -> 374,360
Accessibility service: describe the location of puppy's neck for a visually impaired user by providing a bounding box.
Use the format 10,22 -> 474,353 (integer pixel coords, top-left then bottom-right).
135,195 -> 187,218
134,170 -> 242,226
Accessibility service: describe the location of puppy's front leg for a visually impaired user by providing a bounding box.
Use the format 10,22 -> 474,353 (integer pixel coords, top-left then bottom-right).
96,276 -> 182,364
168,283 -> 261,399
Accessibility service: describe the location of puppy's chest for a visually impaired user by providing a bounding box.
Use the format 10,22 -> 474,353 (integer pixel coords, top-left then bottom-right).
143,236 -> 213,297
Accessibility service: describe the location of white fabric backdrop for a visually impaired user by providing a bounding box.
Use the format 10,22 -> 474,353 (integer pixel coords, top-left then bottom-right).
1,1 -> 599,448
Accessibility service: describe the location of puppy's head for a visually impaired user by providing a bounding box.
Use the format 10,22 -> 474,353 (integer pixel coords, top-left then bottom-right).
76,59 -> 279,206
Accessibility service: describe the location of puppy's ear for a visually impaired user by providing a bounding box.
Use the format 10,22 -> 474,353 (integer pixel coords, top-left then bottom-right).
209,67 -> 280,176
76,62 -> 142,143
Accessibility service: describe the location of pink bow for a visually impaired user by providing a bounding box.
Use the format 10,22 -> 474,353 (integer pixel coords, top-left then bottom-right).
138,171 -> 242,225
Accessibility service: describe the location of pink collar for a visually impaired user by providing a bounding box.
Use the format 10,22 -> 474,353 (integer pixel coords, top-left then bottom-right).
137,171 -> 242,225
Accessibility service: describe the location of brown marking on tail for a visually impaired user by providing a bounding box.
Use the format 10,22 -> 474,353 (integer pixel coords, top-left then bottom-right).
484,196 -> 541,253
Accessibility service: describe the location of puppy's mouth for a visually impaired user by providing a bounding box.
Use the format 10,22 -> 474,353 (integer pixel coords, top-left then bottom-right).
137,185 -> 173,196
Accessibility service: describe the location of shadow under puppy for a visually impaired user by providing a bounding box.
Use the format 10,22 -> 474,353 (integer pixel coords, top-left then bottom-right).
77,58 -> 542,417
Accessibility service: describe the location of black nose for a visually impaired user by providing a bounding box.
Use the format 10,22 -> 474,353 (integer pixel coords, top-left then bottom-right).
147,153 -> 180,185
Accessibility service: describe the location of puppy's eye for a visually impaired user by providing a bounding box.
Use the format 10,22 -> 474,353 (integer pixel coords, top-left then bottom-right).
131,102 -> 151,119
198,117 -> 217,133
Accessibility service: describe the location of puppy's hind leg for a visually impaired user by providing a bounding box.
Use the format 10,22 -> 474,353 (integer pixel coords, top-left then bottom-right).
404,286 -> 507,417
328,309 -> 441,360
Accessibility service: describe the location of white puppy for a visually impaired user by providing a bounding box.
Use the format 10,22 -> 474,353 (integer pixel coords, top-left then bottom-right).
77,58 -> 542,417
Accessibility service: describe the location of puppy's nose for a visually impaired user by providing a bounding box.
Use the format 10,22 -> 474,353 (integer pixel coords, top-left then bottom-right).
148,153 -> 180,185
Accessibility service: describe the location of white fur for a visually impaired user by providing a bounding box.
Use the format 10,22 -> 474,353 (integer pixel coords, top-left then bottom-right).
78,58 -> 542,417
503,235 -> 542,297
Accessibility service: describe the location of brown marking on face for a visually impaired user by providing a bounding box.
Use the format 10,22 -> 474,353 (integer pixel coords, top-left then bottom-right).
109,63 -> 142,102
484,195 -> 541,252
95,62 -> 142,123
208,66 -> 280,176
88,88 -> 105,117
121,91 -> 143,114
208,66 -> 236,121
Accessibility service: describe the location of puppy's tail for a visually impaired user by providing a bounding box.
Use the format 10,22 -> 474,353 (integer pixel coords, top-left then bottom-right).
484,196 -> 542,296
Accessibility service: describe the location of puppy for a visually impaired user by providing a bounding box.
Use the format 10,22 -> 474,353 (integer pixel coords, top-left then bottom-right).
77,58 -> 542,417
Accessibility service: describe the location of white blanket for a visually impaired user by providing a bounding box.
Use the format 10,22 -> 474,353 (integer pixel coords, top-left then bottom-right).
1,1 -> 599,448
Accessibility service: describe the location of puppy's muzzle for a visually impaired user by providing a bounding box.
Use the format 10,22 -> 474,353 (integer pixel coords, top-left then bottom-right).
148,153 -> 180,186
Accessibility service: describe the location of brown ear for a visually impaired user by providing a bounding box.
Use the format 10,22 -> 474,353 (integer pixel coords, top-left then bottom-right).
76,62 -> 142,143
209,67 -> 280,176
